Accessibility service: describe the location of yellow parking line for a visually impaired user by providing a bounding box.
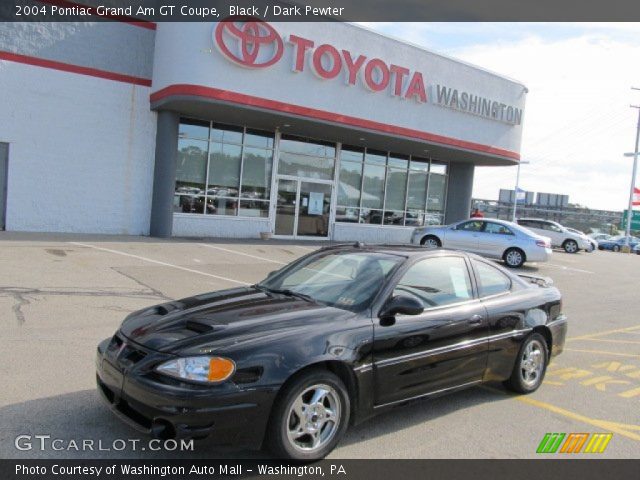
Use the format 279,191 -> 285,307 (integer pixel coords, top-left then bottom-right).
516,397 -> 640,442
567,325 -> 640,341
563,348 -> 640,359
579,338 -> 640,346
482,386 -> 640,441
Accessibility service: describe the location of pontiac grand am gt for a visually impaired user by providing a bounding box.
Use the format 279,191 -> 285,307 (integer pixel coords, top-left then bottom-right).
96,244 -> 566,460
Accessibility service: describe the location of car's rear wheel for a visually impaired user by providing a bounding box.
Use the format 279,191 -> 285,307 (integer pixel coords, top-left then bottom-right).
613,245 -> 621,252
503,248 -> 525,268
266,369 -> 350,460
420,235 -> 441,249
563,239 -> 579,253
504,333 -> 548,394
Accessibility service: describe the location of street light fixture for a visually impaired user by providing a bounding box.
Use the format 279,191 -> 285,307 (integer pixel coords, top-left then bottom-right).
512,160 -> 531,223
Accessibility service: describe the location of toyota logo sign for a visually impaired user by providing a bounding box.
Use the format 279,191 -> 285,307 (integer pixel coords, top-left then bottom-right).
214,16 -> 284,68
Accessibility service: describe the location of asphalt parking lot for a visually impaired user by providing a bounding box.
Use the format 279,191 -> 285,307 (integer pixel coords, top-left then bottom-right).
0,232 -> 638,459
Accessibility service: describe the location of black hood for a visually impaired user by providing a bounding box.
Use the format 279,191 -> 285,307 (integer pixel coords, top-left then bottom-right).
119,286 -> 351,353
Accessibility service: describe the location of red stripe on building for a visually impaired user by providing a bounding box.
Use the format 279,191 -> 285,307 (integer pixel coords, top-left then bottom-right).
150,84 -> 521,161
0,51 -> 152,87
37,0 -> 157,30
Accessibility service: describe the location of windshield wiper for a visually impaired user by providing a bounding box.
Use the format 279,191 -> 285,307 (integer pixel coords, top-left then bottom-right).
256,285 -> 317,303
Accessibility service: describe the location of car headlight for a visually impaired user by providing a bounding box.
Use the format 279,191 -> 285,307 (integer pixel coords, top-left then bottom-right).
156,356 -> 235,383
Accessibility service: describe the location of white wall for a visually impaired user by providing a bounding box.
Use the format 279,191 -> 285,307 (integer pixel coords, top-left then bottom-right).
173,214 -> 271,238
152,22 -> 526,158
0,61 -> 157,234
333,223 -> 413,243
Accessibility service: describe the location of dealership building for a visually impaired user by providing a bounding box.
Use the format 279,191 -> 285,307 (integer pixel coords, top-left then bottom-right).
0,19 -> 526,242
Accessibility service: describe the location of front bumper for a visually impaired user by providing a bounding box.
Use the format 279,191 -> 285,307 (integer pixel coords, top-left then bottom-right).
95,337 -> 277,449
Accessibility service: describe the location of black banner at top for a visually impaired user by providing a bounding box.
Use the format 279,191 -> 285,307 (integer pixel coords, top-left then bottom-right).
3,0 -> 640,22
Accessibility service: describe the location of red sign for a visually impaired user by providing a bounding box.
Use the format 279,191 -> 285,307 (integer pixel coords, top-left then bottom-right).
214,16 -> 284,68
214,17 -> 427,102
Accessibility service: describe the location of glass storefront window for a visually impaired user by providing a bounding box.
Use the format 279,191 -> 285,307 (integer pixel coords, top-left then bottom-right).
427,173 -> 447,212
361,163 -> 385,209
210,123 -> 243,144
239,200 -> 269,217
208,142 -> 241,192
384,168 -> 408,211
407,170 -> 428,210
280,135 -> 336,158
365,150 -> 387,166
338,160 -> 363,207
278,152 -> 335,180
178,119 -> 209,141
336,146 -> 448,226
175,118 -> 274,218
241,147 -> 273,200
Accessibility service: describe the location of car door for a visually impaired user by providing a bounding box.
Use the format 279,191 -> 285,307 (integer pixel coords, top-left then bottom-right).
470,259 -> 531,382
539,221 -> 564,247
475,221 -> 516,259
372,255 -> 489,407
444,220 -> 484,252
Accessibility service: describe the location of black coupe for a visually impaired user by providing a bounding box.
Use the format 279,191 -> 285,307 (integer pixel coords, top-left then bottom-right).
96,244 -> 567,460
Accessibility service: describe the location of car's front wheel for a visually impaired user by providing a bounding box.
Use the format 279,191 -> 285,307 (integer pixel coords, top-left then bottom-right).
266,369 -> 350,460
503,248 -> 525,268
504,333 -> 548,394
613,245 -> 621,252
563,239 -> 579,253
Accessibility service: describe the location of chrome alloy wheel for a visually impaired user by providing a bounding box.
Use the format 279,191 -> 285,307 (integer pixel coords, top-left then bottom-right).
506,249 -> 523,267
286,384 -> 341,453
424,238 -> 439,249
520,339 -> 545,387
564,241 -> 578,253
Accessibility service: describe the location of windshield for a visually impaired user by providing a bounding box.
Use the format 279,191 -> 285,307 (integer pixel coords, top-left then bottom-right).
257,251 -> 403,311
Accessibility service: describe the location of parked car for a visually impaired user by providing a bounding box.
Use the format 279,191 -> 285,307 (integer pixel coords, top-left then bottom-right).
589,233 -> 612,242
633,244 -> 640,255
96,244 -> 567,460
566,228 -> 597,252
411,218 -> 552,268
516,218 -> 592,253
598,235 -> 640,252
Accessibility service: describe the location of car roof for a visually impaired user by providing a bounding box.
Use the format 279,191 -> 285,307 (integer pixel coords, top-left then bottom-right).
518,217 -> 554,222
317,242 -> 483,259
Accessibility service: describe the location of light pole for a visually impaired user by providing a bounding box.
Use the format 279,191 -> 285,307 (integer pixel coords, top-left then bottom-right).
512,160 -> 530,223
623,89 -> 640,250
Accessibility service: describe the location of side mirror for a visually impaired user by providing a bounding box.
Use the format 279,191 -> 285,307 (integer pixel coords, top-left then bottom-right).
266,270 -> 278,278
380,293 -> 424,318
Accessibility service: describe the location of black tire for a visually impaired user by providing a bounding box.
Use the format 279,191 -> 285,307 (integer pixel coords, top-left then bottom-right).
420,235 -> 441,249
266,369 -> 350,461
503,333 -> 548,394
503,247 -> 525,268
563,239 -> 579,254
613,245 -> 621,252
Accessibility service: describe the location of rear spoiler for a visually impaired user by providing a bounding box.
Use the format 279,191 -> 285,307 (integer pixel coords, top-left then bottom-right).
517,274 -> 554,287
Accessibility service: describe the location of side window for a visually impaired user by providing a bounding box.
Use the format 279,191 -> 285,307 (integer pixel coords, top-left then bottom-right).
519,220 -> 537,229
485,222 -> 513,235
458,220 -> 484,232
540,221 -> 561,232
394,256 -> 473,308
473,260 -> 512,297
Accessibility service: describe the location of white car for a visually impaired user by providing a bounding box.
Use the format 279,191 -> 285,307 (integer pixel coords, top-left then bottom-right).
410,218 -> 552,268
517,218 -> 592,253
566,228 -> 597,252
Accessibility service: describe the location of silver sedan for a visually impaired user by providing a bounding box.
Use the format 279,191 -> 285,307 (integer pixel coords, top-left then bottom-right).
411,218 -> 552,268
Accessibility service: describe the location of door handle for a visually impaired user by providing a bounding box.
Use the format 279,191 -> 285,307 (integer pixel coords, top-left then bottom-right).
468,314 -> 484,325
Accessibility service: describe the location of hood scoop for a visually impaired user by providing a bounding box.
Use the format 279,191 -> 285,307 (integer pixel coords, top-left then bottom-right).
184,319 -> 216,333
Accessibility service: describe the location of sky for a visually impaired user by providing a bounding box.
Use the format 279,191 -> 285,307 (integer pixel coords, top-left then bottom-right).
364,23 -> 640,211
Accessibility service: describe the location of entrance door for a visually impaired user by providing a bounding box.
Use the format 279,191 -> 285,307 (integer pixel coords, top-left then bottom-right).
274,178 -> 332,239
0,143 -> 7,230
